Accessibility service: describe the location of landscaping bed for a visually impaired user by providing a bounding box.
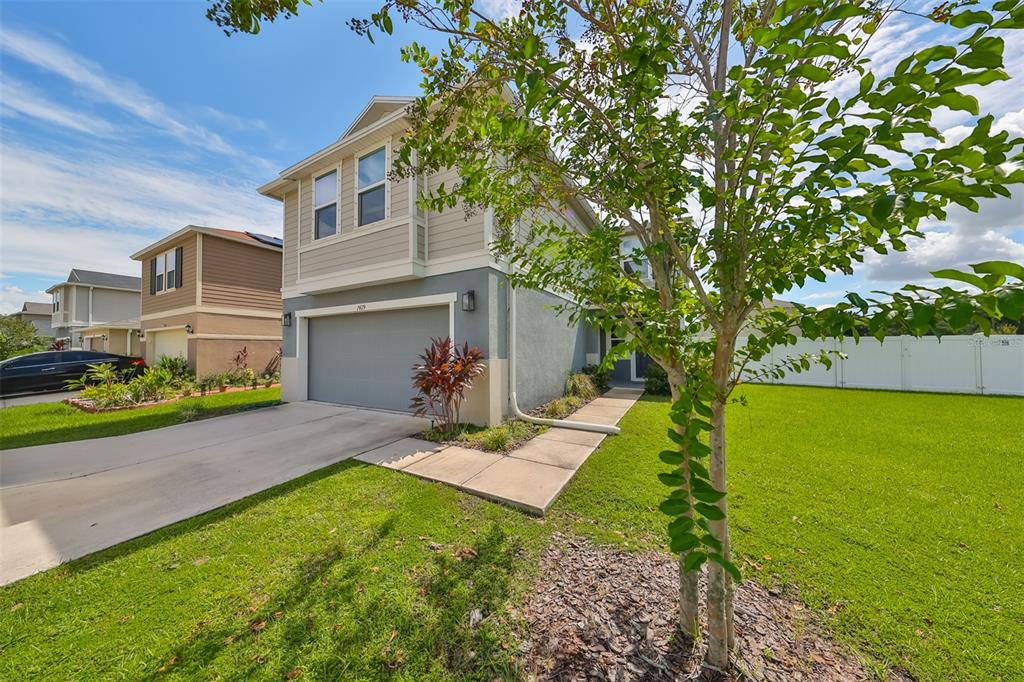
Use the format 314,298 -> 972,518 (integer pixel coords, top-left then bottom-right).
519,533 -> 903,682
65,383 -> 280,413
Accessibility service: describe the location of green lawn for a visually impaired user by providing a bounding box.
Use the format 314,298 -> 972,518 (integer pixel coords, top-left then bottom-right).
0,388 -> 282,449
0,385 -> 1019,680
559,385 -> 1024,681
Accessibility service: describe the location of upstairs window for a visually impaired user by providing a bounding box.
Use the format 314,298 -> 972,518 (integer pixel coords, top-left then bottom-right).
154,248 -> 178,293
53,289 -> 61,312
620,237 -> 651,280
357,147 -> 387,226
314,170 -> 337,239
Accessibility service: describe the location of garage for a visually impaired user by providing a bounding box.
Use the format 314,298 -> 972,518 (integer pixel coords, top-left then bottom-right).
307,305 -> 449,411
146,327 -> 188,364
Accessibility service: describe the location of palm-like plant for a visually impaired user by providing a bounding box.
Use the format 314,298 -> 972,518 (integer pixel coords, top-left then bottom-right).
65,362 -> 121,391
409,337 -> 485,437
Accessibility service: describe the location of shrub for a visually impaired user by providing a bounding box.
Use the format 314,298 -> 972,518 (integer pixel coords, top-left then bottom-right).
232,346 -> 249,372
128,367 -> 175,403
156,355 -> 193,383
644,362 -> 670,395
542,395 -> 584,419
581,364 -> 610,392
565,372 -> 598,400
410,337 -> 486,437
477,426 -> 510,451
78,382 -> 133,408
65,362 -> 122,392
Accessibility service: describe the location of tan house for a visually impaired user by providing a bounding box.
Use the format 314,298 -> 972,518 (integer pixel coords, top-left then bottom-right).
80,319 -> 142,356
130,226 -> 283,377
258,96 -> 600,424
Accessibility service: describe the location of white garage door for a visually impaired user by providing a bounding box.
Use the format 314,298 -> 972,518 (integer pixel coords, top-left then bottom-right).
307,306 -> 449,411
148,328 -> 188,364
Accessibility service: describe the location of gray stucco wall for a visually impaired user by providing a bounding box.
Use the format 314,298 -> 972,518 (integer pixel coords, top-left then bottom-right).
92,289 -> 141,324
511,286 -> 586,410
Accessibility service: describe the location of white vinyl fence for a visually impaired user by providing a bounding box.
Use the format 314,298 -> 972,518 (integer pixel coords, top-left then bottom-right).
741,335 -> 1024,396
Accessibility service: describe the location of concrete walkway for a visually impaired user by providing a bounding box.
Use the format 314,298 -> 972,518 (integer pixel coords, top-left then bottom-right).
356,388 -> 643,514
1,402 -> 425,584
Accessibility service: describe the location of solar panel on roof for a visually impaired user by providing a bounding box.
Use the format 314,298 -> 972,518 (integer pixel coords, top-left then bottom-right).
245,232 -> 283,248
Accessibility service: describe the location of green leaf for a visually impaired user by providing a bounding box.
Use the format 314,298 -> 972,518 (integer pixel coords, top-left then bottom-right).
670,533 -> 701,554
936,92 -> 979,115
793,63 -> 830,83
959,37 -> 1004,70
931,268 -> 991,290
997,289 -> 1024,319
658,449 -> 684,465
523,34 -> 539,59
972,261 -> 1024,282
688,460 -> 710,479
949,10 -> 993,28
682,551 -> 707,572
944,299 -> 975,329
658,472 -> 685,487
709,553 -> 743,582
695,502 -> 726,521
667,428 -> 688,446
659,498 -> 689,516
668,516 -> 695,537
871,194 -> 897,224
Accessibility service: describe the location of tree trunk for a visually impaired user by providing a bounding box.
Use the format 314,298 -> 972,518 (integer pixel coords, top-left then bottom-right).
704,333 -> 736,670
667,363 -> 701,638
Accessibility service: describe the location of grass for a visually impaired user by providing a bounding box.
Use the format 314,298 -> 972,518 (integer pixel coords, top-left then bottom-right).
0,385 -> 1019,680
557,385 -> 1024,681
0,388 -> 282,449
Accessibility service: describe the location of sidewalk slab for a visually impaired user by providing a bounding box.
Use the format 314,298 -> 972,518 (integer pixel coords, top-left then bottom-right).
402,446 -> 500,485
367,389 -> 643,515
461,457 -> 576,514
355,438 -> 443,470
508,438 -> 594,470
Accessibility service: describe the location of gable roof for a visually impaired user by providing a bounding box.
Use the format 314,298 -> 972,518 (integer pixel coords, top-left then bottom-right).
46,269 -> 141,293
19,302 -> 51,315
339,96 -> 415,141
130,225 -> 283,260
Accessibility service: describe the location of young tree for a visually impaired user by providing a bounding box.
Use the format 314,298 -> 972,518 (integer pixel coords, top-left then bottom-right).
208,0 -> 1024,670
0,316 -> 43,360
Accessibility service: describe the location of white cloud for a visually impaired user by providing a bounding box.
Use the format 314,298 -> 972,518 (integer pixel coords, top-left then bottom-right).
863,228 -> 1024,282
0,284 -> 51,315
0,221 -> 152,280
480,0 -> 523,20
0,26 -> 240,157
0,143 -> 280,238
0,73 -> 116,136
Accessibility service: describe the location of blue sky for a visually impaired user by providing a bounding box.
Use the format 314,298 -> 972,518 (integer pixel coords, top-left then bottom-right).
0,0 -> 1021,313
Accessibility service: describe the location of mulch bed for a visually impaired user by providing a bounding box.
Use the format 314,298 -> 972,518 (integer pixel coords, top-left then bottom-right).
518,533 -> 909,681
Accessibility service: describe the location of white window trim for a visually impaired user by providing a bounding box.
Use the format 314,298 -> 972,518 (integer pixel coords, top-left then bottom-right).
154,248 -> 178,295
354,141 -> 390,229
313,167 -> 340,241
620,237 -> 652,281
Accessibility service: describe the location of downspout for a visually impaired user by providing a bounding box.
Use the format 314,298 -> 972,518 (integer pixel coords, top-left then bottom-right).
508,284 -> 620,435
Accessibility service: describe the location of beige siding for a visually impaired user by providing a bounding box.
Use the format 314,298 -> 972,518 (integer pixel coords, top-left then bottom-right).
426,167 -> 485,260
299,223 -> 409,280
141,234 -> 197,315
196,312 -> 282,336
283,190 -> 299,287
201,236 -> 282,311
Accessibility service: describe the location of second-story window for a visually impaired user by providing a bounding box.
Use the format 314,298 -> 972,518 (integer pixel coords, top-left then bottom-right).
155,248 -> 177,293
357,147 -> 387,227
53,289 -> 61,312
620,237 -> 651,280
314,170 -> 337,239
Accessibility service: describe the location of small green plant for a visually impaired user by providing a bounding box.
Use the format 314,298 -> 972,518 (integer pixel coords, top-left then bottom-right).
476,426 -> 510,451
128,367 -> 175,403
643,363 -> 670,395
542,395 -> 583,419
156,355 -> 193,384
565,372 -> 598,400
65,362 -> 122,392
176,399 -> 202,422
581,364 -> 610,392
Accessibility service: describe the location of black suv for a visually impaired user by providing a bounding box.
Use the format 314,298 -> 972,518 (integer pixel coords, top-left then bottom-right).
0,350 -> 147,397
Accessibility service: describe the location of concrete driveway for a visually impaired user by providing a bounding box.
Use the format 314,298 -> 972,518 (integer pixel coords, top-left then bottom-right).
0,401 -> 425,584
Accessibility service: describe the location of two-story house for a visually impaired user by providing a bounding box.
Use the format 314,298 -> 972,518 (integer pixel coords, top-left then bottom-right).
45,270 -> 141,348
258,96 -> 602,425
130,226 -> 283,376
9,302 -> 54,338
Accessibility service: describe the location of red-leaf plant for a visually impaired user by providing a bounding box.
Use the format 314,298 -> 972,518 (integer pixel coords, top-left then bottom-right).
410,337 -> 485,437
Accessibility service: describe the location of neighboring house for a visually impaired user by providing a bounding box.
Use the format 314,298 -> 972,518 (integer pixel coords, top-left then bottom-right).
130,226 -> 283,376
258,96 -> 602,425
9,302 -> 53,337
80,318 -> 142,356
46,270 -> 142,348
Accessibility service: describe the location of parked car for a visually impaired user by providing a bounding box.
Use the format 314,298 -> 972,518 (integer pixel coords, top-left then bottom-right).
0,350 -> 146,397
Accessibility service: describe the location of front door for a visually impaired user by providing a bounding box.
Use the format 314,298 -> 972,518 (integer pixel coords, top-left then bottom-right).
632,352 -> 653,382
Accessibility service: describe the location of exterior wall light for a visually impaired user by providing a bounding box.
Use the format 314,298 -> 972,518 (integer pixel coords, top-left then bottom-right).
184,324 -> 193,334
282,312 -> 292,327
461,290 -> 476,312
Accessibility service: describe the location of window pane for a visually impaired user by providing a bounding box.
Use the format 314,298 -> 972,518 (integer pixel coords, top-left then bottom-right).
166,268 -> 176,288
358,148 -> 386,188
316,204 -> 337,239
156,273 -> 164,291
315,171 -> 336,207
166,249 -> 176,270
358,185 -> 386,226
